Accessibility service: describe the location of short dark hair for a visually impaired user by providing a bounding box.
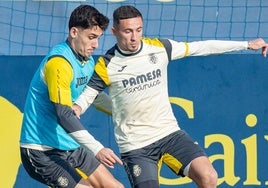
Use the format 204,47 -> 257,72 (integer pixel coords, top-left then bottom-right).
69,5 -> 109,31
113,5 -> 143,26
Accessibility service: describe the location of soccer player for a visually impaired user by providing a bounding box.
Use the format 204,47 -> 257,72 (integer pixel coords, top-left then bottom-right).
73,5 -> 268,188
20,5 -> 124,188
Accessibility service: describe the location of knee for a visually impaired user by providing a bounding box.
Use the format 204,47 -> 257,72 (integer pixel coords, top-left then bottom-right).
201,168 -> 218,188
188,156 -> 218,188
190,166 -> 218,188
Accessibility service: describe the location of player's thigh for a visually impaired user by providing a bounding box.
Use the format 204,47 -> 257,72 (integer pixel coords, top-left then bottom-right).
162,130 -> 207,176
122,155 -> 158,187
20,147 -> 82,187
69,147 -> 100,178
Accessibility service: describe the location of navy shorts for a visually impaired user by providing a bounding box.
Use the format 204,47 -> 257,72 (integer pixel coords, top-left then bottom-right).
20,146 -> 100,187
121,130 -> 207,187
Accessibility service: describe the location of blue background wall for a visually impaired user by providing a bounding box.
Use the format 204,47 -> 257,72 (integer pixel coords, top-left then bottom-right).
1,0 -> 268,56
1,0 -> 268,187
1,54 -> 268,187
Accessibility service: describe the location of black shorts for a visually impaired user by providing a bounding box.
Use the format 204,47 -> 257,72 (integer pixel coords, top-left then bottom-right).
121,130 -> 207,187
20,146 -> 100,188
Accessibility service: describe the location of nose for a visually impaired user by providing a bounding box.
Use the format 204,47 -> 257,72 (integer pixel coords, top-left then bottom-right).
131,31 -> 137,41
92,38 -> 99,49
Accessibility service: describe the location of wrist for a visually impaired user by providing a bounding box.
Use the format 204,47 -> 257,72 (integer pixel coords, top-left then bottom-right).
247,41 -> 252,49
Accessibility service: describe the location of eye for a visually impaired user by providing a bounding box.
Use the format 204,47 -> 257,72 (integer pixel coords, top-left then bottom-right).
125,30 -> 131,34
88,35 -> 97,40
137,28 -> 142,33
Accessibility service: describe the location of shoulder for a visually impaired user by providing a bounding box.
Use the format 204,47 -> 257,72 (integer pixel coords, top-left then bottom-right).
95,45 -> 117,66
44,56 -> 72,76
141,37 -> 172,47
142,37 -> 164,46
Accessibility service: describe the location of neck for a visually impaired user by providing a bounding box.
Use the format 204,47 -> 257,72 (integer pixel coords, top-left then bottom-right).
66,38 -> 89,62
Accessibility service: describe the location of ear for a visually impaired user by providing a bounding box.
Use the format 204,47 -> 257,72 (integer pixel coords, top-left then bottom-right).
69,27 -> 78,38
111,26 -> 116,35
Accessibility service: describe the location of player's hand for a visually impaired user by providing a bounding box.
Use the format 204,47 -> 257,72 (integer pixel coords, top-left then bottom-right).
248,38 -> 268,57
96,148 -> 123,168
72,103 -> 82,119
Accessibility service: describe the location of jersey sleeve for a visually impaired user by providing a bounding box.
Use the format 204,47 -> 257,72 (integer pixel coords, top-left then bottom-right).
168,39 -> 248,60
92,91 -> 112,115
43,57 -> 73,107
88,56 -> 110,90
186,40 -> 248,56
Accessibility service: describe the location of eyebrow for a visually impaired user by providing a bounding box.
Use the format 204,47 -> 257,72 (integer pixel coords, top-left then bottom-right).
88,32 -> 103,38
124,26 -> 142,31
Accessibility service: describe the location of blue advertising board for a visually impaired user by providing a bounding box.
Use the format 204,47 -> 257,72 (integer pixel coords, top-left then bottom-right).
1,54 -> 268,187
